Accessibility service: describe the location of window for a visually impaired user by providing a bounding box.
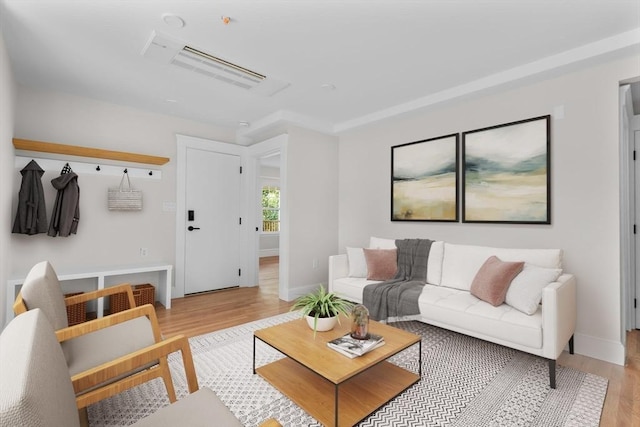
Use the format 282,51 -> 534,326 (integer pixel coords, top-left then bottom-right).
262,186 -> 280,232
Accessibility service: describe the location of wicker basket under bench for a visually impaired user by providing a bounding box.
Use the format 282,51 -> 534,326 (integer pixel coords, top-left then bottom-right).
109,283 -> 155,314
64,292 -> 87,325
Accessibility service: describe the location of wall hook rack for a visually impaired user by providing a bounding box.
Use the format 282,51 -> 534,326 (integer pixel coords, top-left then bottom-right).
14,156 -> 162,180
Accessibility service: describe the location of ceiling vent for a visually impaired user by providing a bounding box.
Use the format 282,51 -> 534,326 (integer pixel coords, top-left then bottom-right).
142,31 -> 288,96
172,46 -> 265,89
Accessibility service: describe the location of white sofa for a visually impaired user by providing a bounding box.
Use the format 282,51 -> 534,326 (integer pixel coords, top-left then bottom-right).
328,237 -> 577,388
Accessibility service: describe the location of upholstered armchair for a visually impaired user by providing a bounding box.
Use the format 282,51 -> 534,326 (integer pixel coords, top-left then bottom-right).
0,309 -> 281,427
12,260 -> 182,409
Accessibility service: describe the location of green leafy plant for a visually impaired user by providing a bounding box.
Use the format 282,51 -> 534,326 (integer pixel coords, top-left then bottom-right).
290,285 -> 353,334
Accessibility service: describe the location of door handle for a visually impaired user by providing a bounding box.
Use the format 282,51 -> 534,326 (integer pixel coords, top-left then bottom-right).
188,226 -> 200,231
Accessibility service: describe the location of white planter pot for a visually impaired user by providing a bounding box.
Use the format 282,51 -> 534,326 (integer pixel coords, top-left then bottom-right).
305,315 -> 338,332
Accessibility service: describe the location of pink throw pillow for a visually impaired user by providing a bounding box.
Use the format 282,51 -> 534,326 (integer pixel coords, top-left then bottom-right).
363,248 -> 398,280
470,256 -> 524,306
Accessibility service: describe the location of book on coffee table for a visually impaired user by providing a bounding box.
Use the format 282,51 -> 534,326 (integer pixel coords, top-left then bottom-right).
327,332 -> 384,358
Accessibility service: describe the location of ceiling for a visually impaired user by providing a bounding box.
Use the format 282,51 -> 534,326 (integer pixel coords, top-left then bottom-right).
1,0 -> 639,144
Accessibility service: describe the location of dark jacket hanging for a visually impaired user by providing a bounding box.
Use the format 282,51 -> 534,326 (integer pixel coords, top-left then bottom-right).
48,164 -> 80,237
12,160 -> 48,235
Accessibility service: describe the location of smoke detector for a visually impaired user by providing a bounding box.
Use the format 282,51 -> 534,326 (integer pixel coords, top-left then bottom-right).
141,31 -> 289,95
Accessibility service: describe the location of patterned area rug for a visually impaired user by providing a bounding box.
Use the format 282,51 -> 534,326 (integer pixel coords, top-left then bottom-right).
88,312 -> 607,426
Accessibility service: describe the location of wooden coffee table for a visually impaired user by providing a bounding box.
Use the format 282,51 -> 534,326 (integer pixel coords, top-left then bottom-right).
253,318 -> 421,426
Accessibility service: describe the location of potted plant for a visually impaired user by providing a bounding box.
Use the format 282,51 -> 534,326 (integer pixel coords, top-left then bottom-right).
290,285 -> 353,335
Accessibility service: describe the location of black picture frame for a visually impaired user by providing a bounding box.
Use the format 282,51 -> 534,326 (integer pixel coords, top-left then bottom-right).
391,133 -> 459,222
462,115 -> 551,224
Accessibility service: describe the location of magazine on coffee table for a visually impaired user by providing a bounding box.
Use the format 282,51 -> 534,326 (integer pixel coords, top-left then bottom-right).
327,332 -> 384,358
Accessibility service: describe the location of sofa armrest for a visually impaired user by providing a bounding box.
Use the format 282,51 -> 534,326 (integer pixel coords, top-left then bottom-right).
541,273 -> 577,359
328,254 -> 349,293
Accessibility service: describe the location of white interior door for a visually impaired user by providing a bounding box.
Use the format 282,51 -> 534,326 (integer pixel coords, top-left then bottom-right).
184,147 -> 241,294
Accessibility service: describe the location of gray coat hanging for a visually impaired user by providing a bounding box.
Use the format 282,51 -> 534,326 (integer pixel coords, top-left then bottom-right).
12,160 -> 48,235
48,164 -> 80,237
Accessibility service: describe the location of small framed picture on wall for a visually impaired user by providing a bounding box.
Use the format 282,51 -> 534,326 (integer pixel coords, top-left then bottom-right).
391,133 -> 459,222
462,115 -> 551,224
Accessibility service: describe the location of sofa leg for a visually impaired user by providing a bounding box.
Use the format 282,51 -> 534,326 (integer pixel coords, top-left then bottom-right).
548,359 -> 556,389
569,335 -> 574,354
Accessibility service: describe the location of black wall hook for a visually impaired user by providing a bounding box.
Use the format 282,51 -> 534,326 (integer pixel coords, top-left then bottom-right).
124,168 -> 128,174
148,171 -> 153,176
96,165 -> 101,171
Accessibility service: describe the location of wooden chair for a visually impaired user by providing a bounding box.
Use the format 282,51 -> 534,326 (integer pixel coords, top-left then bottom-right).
0,309 -> 281,427
13,260 -> 180,409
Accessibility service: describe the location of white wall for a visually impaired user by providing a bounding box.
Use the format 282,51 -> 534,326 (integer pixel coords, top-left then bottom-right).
0,33 -> 17,326
285,126 -> 339,298
338,54 -> 640,364
10,86 -> 235,279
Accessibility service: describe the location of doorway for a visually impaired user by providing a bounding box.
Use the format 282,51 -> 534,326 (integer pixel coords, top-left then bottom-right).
258,152 -> 280,290
621,81 -> 640,333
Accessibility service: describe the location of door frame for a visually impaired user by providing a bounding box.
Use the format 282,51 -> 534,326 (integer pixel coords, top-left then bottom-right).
175,134 -> 248,298
620,82 -> 640,339
248,134 -> 290,301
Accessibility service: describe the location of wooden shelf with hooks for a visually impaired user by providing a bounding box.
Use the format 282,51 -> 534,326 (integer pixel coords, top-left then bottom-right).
13,138 -> 170,165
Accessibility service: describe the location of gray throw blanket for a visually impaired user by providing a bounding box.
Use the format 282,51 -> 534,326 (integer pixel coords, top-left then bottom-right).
363,238 -> 433,321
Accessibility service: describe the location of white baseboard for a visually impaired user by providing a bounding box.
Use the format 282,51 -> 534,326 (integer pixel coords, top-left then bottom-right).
259,249 -> 279,258
574,332 -> 625,365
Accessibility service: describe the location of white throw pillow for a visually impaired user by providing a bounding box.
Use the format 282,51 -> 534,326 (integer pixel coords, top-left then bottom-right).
505,264 -> 562,315
369,236 -> 396,249
346,247 -> 368,278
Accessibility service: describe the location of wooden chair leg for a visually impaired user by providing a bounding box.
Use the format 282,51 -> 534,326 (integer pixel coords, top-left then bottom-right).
158,356 -> 177,403
78,407 -> 89,427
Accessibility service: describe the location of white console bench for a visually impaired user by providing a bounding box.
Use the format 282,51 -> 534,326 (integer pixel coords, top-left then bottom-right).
6,263 -> 173,325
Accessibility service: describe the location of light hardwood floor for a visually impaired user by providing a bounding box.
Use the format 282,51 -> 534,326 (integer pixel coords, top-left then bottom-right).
156,256 -> 639,426
155,256 -> 291,338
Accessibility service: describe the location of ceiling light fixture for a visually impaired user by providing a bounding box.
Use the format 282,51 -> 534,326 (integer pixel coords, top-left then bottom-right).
221,16 -> 231,25
162,13 -> 185,29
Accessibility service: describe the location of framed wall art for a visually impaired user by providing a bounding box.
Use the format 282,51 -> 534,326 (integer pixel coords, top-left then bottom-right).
462,115 -> 551,224
391,133 -> 459,222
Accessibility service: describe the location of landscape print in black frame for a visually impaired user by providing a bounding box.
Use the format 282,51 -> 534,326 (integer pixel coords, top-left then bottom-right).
391,133 -> 459,222
462,115 -> 551,224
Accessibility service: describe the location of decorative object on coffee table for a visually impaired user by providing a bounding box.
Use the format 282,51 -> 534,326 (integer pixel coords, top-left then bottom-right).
350,304 -> 370,339
290,285 -> 353,335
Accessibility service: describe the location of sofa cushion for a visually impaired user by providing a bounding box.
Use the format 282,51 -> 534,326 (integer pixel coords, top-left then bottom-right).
369,236 -> 397,249
427,241 -> 444,286
470,256 -> 524,306
369,238 -> 445,285
346,247 -> 368,278
441,243 -> 562,291
332,277 -> 381,303
363,248 -> 397,280
505,264 -> 563,315
417,285 -> 543,349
